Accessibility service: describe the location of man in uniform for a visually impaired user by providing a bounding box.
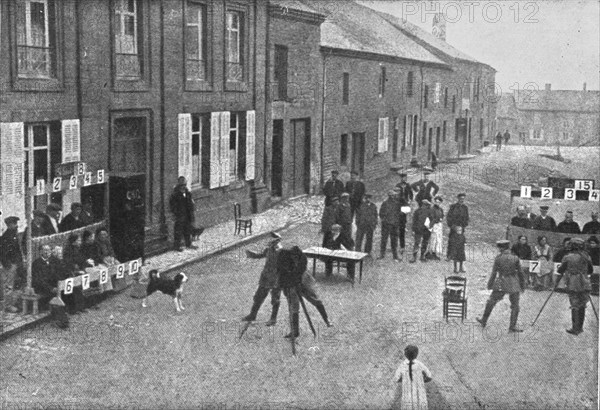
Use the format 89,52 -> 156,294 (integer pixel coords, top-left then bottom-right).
355,194 -> 378,256
242,232 -> 283,326
446,193 -> 469,261
379,191 -> 401,261
323,170 -> 344,207
510,205 -> 533,229
411,168 -> 439,207
476,239 -> 525,332
556,238 -> 593,335
532,205 -> 556,231
336,193 -> 353,239
345,171 -> 365,221
1,216 -> 24,313
409,200 -> 432,263
582,211 -> 600,234
556,210 -> 581,234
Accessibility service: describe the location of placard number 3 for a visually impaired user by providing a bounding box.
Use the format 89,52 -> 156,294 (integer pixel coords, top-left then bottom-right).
564,188 -> 576,200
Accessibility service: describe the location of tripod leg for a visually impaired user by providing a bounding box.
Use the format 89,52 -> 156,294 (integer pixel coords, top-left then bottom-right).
298,288 -> 317,338
287,288 -> 296,356
531,288 -> 555,327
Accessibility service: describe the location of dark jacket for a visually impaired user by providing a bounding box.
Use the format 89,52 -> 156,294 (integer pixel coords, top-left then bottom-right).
95,239 -> 117,265
556,220 -> 581,234
532,215 -> 556,232
59,213 -> 85,232
321,204 -> 338,233
430,205 -> 444,225
247,245 -> 280,289
0,228 -> 23,268
487,249 -> 524,293
169,187 -> 195,222
322,231 -> 354,251
44,215 -> 60,235
412,206 -> 431,234
32,256 -> 61,298
394,182 -> 413,206
511,243 -> 532,260
277,247 -> 307,289
345,180 -> 366,209
447,203 -> 469,228
81,242 -> 99,264
63,244 -> 93,272
379,198 -> 401,227
557,251 -> 593,292
411,180 -> 439,206
336,202 -> 353,226
323,179 -> 344,206
582,220 -> 600,234
511,216 -> 532,229
356,202 -> 378,231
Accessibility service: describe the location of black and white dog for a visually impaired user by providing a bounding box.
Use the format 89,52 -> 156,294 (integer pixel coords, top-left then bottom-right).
142,270 -> 188,312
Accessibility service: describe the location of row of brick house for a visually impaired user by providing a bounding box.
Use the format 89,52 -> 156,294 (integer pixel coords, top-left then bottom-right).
0,0 -> 497,257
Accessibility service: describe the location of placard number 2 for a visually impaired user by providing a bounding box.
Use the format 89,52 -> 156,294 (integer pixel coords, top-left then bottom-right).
541,187 -> 553,199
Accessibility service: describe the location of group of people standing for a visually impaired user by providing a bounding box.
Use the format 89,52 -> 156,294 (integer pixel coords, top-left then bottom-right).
511,205 -> 600,235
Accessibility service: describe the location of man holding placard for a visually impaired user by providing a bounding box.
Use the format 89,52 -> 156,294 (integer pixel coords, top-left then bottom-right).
532,206 -> 556,232
556,211 -> 581,234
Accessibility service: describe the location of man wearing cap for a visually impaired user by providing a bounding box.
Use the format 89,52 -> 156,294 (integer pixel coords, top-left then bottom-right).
242,232 -> 283,325
322,224 -> 355,281
336,193 -> 353,238
169,176 -> 198,252
321,197 -> 339,234
60,203 -> 85,232
411,169 -> 439,207
556,211 -> 581,234
582,211 -> 600,234
323,170 -> 344,207
446,193 -> 469,260
79,199 -> 96,226
355,194 -> 378,255
410,200 -> 433,263
379,190 -> 401,261
345,171 -> 366,220
476,240 -> 525,332
1,216 -> 24,313
556,238 -> 593,335
532,206 -> 556,232
395,173 -> 413,255
45,203 -> 62,235
510,205 -> 533,229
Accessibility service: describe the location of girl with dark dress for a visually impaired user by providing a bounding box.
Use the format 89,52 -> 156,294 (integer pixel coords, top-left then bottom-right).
448,226 -> 466,273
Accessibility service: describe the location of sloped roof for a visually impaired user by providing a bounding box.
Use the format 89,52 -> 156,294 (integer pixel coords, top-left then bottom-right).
497,93 -> 518,119
269,0 -> 323,17
300,0 -> 448,67
515,90 -> 600,112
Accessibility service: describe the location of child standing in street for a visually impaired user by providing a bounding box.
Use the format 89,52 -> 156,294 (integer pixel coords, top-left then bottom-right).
448,225 -> 466,273
394,345 -> 432,410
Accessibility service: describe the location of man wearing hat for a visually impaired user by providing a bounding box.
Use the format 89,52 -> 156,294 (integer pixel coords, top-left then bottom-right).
345,171 -> 365,221
476,240 -> 525,332
321,197 -> 339,234
45,203 -> 62,235
1,216 -> 24,312
355,194 -> 378,255
323,170 -> 344,207
556,211 -> 581,234
322,224 -> 355,281
336,193 -> 353,238
532,205 -> 556,232
59,203 -> 85,232
446,193 -> 469,260
510,205 -> 532,229
411,168 -> 439,207
410,200 -> 433,263
21,210 -> 52,255
242,232 -> 283,325
582,211 -> 600,234
556,238 -> 593,335
379,190 -> 401,261
169,176 -> 198,252
395,172 -> 413,254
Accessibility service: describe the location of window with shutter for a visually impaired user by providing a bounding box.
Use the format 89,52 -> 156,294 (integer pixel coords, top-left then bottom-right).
209,112 -> 220,189
0,122 -> 26,227
383,117 -> 389,152
219,111 -> 230,186
245,110 -> 255,181
178,113 -> 192,185
61,119 -> 80,163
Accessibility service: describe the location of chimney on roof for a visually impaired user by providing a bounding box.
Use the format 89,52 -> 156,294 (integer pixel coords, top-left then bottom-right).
545,83 -> 551,91
432,13 -> 446,41
583,82 -> 587,91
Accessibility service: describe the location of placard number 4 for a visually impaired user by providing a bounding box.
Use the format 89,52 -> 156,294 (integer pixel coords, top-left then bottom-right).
590,190 -> 600,202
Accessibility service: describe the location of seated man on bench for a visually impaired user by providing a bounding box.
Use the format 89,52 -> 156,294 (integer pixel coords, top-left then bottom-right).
322,224 -> 356,282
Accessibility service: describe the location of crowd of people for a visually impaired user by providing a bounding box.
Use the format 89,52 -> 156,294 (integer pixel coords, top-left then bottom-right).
510,205 -> 600,235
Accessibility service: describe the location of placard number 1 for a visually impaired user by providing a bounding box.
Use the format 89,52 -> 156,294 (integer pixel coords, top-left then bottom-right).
520,186 -> 531,198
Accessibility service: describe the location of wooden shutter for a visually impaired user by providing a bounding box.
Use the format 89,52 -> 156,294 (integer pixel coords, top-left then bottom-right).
178,113 -> 193,185
210,112 -> 221,189
378,118 -> 385,153
219,111 -> 230,187
0,122 -> 25,227
62,119 -> 81,163
245,110 -> 256,181
382,117 -> 389,152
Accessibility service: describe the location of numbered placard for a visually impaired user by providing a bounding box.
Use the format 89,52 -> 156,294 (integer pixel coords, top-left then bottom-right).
589,190 -> 599,202
574,180 -> 593,191
53,177 -> 62,192
83,172 -> 92,186
99,269 -> 109,284
35,179 -> 46,196
520,186 -> 532,198
129,259 -> 140,275
77,162 -> 86,176
64,278 -> 74,295
529,260 -> 540,274
554,263 -> 561,273
540,187 -> 553,200
564,188 -> 576,200
97,169 -> 105,184
81,273 -> 90,290
69,175 -> 78,190
116,264 -> 125,279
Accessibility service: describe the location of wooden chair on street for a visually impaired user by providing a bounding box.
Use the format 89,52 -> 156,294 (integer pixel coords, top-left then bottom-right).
233,203 -> 252,235
442,275 -> 467,322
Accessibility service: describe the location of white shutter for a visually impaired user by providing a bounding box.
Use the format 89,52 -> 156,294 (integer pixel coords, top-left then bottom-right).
383,117 -> 389,152
177,113 -> 193,185
529,129 -> 533,140
210,112 -> 221,189
245,110 -> 256,181
62,119 -> 81,163
540,128 -> 544,140
377,118 -> 384,153
220,111 -> 230,186
0,122 -> 25,228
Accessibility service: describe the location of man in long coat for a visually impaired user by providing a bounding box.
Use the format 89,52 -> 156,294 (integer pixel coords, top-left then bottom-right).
379,191 -> 401,261
476,240 -> 525,332
446,193 -> 469,260
395,172 -> 413,254
169,176 -> 197,251
323,170 -> 344,207
355,194 -> 378,255
345,171 -> 365,221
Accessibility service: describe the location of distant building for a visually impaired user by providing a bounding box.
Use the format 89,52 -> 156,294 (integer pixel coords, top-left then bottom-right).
497,84 -> 600,146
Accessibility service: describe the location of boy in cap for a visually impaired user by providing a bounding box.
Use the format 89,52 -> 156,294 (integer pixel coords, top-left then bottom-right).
476,239 -> 525,333
532,205 -> 556,232
379,190 -> 401,261
355,194 -> 378,255
323,170 -> 344,207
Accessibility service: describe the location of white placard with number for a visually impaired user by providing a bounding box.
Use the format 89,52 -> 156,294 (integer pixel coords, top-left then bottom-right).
83,172 -> 92,186
554,263 -> 561,273
69,175 -> 78,190
116,264 -> 125,279
540,187 -> 553,200
64,278 -> 74,295
574,180 -> 593,191
529,260 -> 540,274
77,162 -> 86,176
97,169 -> 105,184
36,179 -> 46,196
564,188 -> 576,200
53,177 -> 62,192
520,186 -> 532,198
589,190 -> 599,202
99,269 -> 109,284
129,260 -> 139,275
81,274 -> 90,290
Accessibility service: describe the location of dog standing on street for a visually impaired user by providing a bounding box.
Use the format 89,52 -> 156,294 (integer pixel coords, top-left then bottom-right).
142,270 -> 188,312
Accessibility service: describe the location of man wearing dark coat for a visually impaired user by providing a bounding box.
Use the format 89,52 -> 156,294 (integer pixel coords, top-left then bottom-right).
355,194 -> 378,255
59,203 -> 85,232
446,193 -> 469,260
395,172 -> 413,253
476,240 -> 525,332
495,132 -> 503,151
532,205 -> 556,231
32,245 -> 62,310
409,200 -> 432,263
321,197 -> 339,234
503,129 -> 511,145
323,170 -> 344,207
336,193 -> 353,239
345,171 -> 366,220
582,211 -> 600,234
169,176 -> 198,251
1,217 -> 24,312
379,191 -> 401,261
322,224 -> 355,281
411,169 -> 439,207
510,205 -> 533,229
44,203 -> 62,235
556,211 -> 581,234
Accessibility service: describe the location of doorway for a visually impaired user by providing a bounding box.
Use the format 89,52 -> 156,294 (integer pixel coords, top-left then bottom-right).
456,118 -> 468,155
271,120 -> 283,197
351,132 -> 365,176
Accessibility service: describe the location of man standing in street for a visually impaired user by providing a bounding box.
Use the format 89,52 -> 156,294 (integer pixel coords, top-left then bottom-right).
556,211 -> 581,234
410,200 -> 432,263
582,211 -> 600,234
411,168 -> 439,207
495,131 -> 503,151
169,176 -> 198,252
379,191 -> 401,261
476,240 -> 525,333
503,129 -> 511,146
323,170 -> 344,207
355,194 -> 378,256
1,216 -> 24,313
446,193 -> 469,261
345,171 -> 365,221
556,238 -> 593,335
243,232 -> 283,326
395,173 -> 413,256
532,205 -> 556,231
336,193 -> 353,239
